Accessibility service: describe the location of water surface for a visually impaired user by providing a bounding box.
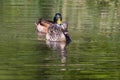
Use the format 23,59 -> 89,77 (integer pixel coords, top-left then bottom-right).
0,0 -> 119,80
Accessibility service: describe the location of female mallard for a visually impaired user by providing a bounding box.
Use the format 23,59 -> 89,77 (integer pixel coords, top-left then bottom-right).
35,13 -> 71,42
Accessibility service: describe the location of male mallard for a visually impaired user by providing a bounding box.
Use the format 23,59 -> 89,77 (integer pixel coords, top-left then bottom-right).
35,13 -> 71,42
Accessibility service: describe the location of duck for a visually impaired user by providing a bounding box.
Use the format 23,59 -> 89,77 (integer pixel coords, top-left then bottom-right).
35,13 -> 71,42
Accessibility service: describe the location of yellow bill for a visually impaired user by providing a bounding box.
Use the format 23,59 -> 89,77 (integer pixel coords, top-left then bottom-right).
57,18 -> 62,24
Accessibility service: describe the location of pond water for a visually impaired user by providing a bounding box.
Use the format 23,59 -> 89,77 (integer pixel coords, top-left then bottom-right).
0,0 -> 120,80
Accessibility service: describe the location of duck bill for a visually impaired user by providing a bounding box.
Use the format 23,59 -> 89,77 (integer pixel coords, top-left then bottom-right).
57,18 -> 62,24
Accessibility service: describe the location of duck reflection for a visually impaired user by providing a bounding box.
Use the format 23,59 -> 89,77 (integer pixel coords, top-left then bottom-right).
46,40 -> 71,63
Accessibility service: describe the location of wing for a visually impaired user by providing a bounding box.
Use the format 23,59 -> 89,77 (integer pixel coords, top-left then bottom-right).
35,18 -> 53,33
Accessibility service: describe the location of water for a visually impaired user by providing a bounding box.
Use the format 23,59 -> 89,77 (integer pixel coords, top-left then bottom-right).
0,0 -> 120,80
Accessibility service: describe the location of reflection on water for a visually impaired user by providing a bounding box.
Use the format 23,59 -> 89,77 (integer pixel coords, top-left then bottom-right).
46,40 -> 71,64
37,32 -> 46,40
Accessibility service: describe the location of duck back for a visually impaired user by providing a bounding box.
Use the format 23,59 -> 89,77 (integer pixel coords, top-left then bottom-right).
35,18 -> 53,33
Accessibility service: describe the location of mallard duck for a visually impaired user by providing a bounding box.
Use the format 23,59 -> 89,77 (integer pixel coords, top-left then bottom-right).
35,13 -> 71,42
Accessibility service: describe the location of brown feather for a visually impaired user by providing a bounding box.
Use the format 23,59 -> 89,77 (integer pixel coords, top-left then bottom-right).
35,18 -> 54,33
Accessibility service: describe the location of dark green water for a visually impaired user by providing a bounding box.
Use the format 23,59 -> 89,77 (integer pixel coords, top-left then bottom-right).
0,0 -> 120,80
